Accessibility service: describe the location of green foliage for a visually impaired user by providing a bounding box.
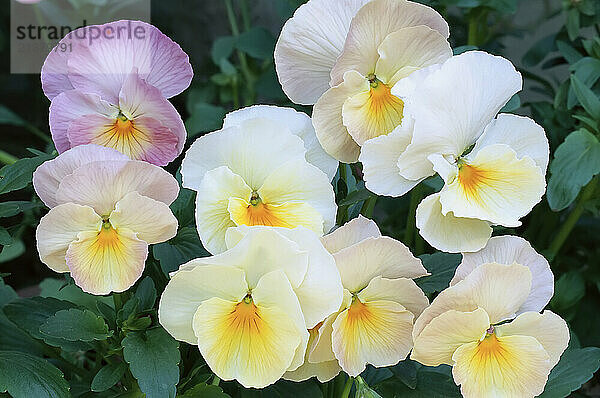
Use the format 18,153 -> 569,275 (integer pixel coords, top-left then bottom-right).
122,328 -> 180,398
91,363 -> 128,392
539,347 -> 600,397
0,351 -> 69,398
416,253 -> 462,294
0,152 -> 53,195
40,308 -> 112,342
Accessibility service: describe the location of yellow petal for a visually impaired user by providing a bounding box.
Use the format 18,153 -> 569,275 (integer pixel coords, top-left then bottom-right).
66,226 -> 147,295
193,296 -> 302,389
452,334 -> 552,398
332,298 -> 414,377
36,203 -> 102,273
495,310 -> 569,367
411,308 -> 489,366
440,144 -> 545,227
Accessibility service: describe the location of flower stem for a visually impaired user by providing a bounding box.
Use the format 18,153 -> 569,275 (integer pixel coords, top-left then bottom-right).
340,376 -> 354,398
0,150 -> 18,165
211,375 -> 221,386
224,0 -> 255,105
404,184 -> 423,247
547,176 -> 598,261
360,196 -> 377,218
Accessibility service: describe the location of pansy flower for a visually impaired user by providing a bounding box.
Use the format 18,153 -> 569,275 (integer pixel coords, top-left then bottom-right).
41,20 -> 192,165
181,106 -> 337,254
159,227 -> 343,388
362,51 -> 549,252
411,236 -> 568,398
275,0 -> 451,162
34,144 -> 179,294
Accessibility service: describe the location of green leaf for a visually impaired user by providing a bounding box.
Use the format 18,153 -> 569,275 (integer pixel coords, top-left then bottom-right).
550,271 -> 585,312
571,74 -> 600,120
556,40 -> 583,65
122,328 -> 180,398
211,35 -> 236,64
390,360 -> 418,389
0,105 -> 26,126
135,277 -> 156,311
522,34 -> 556,67
339,187 -> 373,206
538,347 -> 600,397
178,383 -> 231,398
40,308 -> 112,342
0,351 -> 69,398
415,253 -> 462,294
452,45 -> 478,55
240,379 -> 322,398
356,377 -> 383,398
39,278 -> 113,311
3,296 -> 92,351
0,240 -> 25,263
235,27 -> 276,59
0,153 -> 53,195
499,93 -> 520,112
91,362 -> 128,392
0,228 -> 11,246
566,8 -> 580,41
547,129 -> 600,211
377,365 -> 461,397
153,226 -> 209,274
568,57 -> 600,109
185,103 -> 226,137
0,201 -> 42,218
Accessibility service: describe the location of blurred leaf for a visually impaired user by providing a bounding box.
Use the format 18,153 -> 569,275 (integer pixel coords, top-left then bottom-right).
551,271 -> 586,312
499,93 -> 520,112
211,35 -> 236,64
523,34 -> 556,67
0,351 -> 69,398
416,252 -> 462,294
185,103 -> 226,137
240,379 -> 322,398
390,360 -> 418,389
40,308 -> 112,342
91,362 -> 128,392
356,377 -> 383,398
0,153 -> 53,195
0,201 -> 42,218
218,58 -> 237,76
567,57 -> 600,109
547,129 -> 600,211
178,383 -> 231,397
566,8 -> 580,41
0,105 -> 26,126
39,278 -> 113,311
377,365 -> 461,397
0,240 -> 25,263
557,40 -> 583,65
122,328 -> 180,398
235,27 -> 276,59
538,347 -> 600,397
0,228 -> 11,246
135,277 -> 157,311
153,227 -> 209,275
571,74 -> 600,120
453,45 -> 478,55
481,0 -> 518,13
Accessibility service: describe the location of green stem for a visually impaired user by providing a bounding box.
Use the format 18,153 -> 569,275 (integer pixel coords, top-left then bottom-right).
224,0 -> 255,105
211,375 -> 221,386
240,0 -> 251,31
0,150 -> 18,165
404,184 -> 423,247
340,376 -> 354,398
113,292 -> 125,313
360,196 -> 377,218
547,176 -> 598,261
467,12 -> 479,46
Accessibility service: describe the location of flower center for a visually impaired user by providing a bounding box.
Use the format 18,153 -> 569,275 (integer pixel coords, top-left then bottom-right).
91,111 -> 151,159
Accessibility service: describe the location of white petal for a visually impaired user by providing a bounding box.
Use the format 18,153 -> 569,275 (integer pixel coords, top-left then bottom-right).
181,121 -> 306,191
313,71 -> 366,163
453,235 -> 553,314
223,105 -> 338,180
274,0 -> 370,105
396,51 -> 522,180
320,215 -> 381,254
415,193 -> 492,253
359,125 -> 422,197
330,0 -> 449,85
472,113 -> 550,173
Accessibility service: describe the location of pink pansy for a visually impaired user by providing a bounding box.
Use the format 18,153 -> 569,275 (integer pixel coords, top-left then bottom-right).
34,144 -> 179,295
41,20 -> 193,103
41,20 -> 192,165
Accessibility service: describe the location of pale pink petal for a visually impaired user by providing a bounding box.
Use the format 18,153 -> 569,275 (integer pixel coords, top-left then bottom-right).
49,90 -> 117,153
66,20 -> 193,103
33,144 -> 128,208
56,160 -> 179,216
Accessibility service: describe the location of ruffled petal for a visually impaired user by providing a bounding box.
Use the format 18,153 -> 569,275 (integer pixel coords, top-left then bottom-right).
359,276 -> 429,318
224,105 -> 338,180
274,0 -> 370,105
415,193 -> 492,253
320,215 -> 381,255
36,203 -> 102,273
453,235 -> 553,314
33,144 -> 128,208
